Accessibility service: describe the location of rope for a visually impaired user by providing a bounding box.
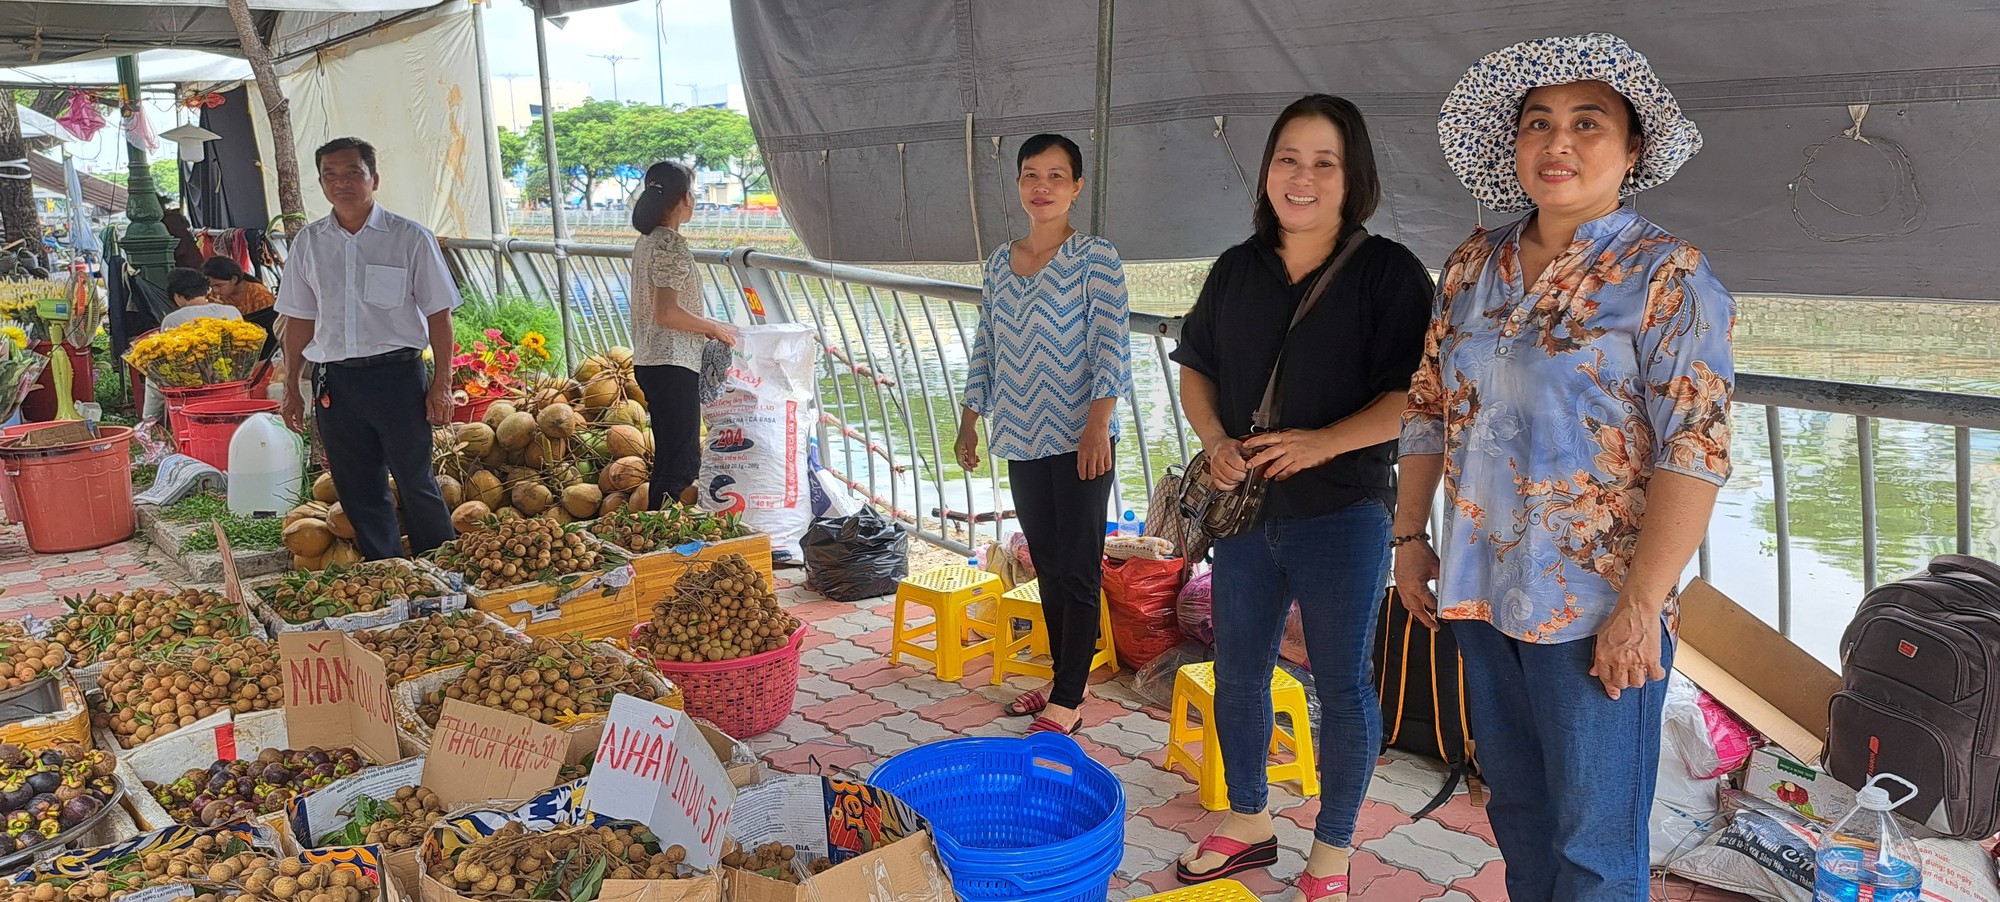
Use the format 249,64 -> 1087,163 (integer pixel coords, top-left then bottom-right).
1211,116 -> 1250,193
1790,102 -> 1925,243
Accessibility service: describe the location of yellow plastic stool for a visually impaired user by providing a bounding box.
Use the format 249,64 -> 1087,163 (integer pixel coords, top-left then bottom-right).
1131,879 -> 1259,901
989,578 -> 1118,684
890,565 -> 1001,682
1164,661 -> 1319,811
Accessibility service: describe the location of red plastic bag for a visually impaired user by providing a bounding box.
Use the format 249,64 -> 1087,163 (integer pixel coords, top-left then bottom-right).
1102,556 -> 1185,669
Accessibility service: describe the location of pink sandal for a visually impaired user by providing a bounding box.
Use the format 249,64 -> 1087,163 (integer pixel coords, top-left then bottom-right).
1296,872 -> 1349,901
1026,715 -> 1080,735
1005,689 -> 1047,717
1174,834 -> 1278,884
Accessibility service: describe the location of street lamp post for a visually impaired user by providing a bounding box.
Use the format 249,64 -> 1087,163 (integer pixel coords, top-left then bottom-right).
591,54 -> 632,102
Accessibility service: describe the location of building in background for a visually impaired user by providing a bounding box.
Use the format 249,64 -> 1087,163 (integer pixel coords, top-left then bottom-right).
492,77 -> 590,132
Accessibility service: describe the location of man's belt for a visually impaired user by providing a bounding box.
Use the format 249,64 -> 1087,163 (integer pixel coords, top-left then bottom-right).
323,348 -> 423,369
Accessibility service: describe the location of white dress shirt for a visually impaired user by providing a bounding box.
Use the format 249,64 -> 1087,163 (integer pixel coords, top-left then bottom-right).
159,303 -> 243,332
274,203 -> 460,363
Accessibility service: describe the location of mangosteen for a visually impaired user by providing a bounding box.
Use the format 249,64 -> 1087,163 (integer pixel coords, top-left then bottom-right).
34,818 -> 59,839
15,832 -> 40,851
88,776 -> 116,797
0,783 -> 32,812
35,750 -> 64,769
180,768 -> 208,786
208,760 -> 235,778
256,748 -> 284,766
205,773 -> 233,794
5,811 -> 29,834
301,748 -> 331,768
259,763 -> 289,784
53,785 -> 80,804
0,745 -> 25,768
85,753 -> 115,779
59,796 -> 100,828
52,743 -> 82,761
0,834 -> 17,856
22,772 -> 57,796
26,794 -> 59,821
200,800 -> 232,825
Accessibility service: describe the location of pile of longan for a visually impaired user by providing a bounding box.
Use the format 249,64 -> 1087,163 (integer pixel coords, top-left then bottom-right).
723,842 -> 833,883
0,623 -> 65,692
417,636 -> 662,728
327,786 -> 447,851
49,589 -> 252,666
95,636 -> 281,747
429,823 -> 692,899
353,612 -> 522,682
264,561 -> 443,624
635,554 -> 800,663
431,518 -> 601,591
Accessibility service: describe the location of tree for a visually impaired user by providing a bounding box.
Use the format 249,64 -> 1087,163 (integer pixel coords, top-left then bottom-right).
607,105 -> 692,197
680,106 -> 763,189
530,99 -> 624,207
224,0 -> 306,236
0,102 -> 45,268
496,127 -> 528,179
104,159 -> 181,195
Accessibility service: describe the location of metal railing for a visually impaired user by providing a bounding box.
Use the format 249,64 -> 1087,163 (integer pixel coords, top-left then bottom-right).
438,236 -> 2000,641
509,208 -> 790,233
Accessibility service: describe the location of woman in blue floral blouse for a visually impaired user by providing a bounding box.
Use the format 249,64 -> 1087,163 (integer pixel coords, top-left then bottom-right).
1394,34 -> 1736,902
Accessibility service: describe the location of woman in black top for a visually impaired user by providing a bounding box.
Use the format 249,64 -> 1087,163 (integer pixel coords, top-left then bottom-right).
1169,95 -> 1434,900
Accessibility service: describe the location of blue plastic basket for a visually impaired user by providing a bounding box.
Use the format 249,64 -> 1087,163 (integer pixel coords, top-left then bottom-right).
948,838 -> 1123,901
869,733 -> 1125,897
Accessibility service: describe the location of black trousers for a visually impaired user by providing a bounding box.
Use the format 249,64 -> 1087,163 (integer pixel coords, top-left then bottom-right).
634,364 -> 701,508
317,357 -> 457,560
1008,451 -> 1114,709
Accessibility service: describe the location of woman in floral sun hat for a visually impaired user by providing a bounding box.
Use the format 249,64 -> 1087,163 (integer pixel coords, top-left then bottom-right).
1393,33 -> 1737,901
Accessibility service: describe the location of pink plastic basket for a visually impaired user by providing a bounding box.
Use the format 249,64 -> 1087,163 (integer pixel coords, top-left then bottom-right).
629,622 -> 804,739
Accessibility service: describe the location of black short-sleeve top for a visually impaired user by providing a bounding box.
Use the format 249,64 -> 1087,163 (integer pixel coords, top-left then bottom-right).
1169,227 -> 1436,520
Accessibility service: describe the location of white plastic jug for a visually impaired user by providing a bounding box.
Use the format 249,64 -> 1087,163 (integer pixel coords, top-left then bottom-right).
227,412 -> 302,518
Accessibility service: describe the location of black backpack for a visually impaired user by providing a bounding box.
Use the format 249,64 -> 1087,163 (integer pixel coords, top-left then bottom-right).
1828,554 -> 2000,839
1373,587 -> 1479,818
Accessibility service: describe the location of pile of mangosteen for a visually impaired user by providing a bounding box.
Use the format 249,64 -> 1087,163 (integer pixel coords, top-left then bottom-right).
149,747 -> 366,828
0,742 -> 120,857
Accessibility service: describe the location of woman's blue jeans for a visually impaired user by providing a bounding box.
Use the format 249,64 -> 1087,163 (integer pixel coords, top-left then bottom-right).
1448,618 -> 1674,902
1210,500 -> 1391,848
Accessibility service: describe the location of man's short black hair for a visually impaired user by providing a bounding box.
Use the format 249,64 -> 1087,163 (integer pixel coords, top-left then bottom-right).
315,137 -> 378,174
166,267 -> 210,301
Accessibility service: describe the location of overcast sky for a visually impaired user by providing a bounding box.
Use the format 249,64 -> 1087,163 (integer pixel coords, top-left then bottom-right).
484,0 -> 743,108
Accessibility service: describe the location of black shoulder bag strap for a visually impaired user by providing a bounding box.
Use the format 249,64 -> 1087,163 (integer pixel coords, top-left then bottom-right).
1251,228 -> 1371,432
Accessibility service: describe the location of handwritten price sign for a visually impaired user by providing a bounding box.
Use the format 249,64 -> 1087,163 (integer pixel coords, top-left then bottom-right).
277,631 -> 398,764
583,695 -> 735,869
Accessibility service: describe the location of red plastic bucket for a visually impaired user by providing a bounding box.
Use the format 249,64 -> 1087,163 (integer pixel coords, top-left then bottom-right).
160,380 -> 255,437
0,425 -> 135,553
21,342 -> 96,424
0,423 -> 41,525
452,395 -> 497,424
179,399 -> 281,469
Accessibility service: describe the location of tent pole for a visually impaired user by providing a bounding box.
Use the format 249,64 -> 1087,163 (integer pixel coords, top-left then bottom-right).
115,56 -> 176,289
1089,0 -> 1113,235
472,0 -> 509,292
532,4 -> 577,369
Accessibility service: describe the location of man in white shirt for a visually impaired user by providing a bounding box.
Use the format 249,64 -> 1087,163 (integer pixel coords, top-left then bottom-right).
276,137 -> 458,560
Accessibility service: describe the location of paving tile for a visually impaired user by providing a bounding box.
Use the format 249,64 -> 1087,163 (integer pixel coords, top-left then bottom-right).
1117,813 -> 1194,881
826,657 -> 911,691
874,711 -> 953,745
795,695 -> 900,732
1109,759 -> 1196,812
1347,848 -> 1446,900
862,679 -> 942,712
1448,857 -> 1508,902
911,691 -> 1008,732
1361,818 -> 1496,885
841,717 -> 922,759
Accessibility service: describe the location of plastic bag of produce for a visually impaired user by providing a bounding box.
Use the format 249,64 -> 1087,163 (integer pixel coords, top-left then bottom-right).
1102,554 -> 1185,669
1133,641 -> 1212,710
1652,672 -> 1727,867
698,323 -> 817,561
803,506 -> 910,601
1666,790 -> 1817,902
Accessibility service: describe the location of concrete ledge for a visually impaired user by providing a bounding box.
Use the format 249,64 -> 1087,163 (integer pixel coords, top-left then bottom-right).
134,504 -> 291,584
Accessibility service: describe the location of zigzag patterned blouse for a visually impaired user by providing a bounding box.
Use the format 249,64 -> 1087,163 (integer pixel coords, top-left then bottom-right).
963,233 -> 1133,461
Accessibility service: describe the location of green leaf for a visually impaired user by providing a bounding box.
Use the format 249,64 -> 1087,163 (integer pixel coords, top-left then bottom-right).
569,854 -> 610,902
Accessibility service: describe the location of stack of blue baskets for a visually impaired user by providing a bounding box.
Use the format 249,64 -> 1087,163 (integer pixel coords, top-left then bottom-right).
869,733 -> 1126,902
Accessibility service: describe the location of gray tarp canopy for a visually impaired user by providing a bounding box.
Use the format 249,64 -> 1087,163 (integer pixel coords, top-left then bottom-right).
732,0 -> 2000,301
0,0 -> 443,71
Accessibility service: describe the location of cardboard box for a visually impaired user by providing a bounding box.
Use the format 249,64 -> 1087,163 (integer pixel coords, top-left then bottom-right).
391,641 -> 678,762
1675,579 -> 1843,764
248,559 -> 466,635
1741,744 -> 1859,827
435,555 -> 641,641
10,824 -> 397,902
619,531 -> 773,602
697,719 -> 762,789
721,775 -> 953,902
348,610 -> 533,686
114,708 -> 294,834
415,782 -> 722,902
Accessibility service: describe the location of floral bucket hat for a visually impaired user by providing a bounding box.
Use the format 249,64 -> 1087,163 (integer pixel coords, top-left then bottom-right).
1438,33 -> 1702,214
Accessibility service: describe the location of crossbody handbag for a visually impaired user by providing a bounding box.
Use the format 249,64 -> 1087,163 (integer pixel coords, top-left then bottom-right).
1171,228 -> 1371,540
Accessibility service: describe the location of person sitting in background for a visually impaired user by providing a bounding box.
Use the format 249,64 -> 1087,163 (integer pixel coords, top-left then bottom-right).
203,257 -> 280,359
141,267 -> 244,427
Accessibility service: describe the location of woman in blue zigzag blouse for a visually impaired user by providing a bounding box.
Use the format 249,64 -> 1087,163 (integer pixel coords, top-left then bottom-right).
955,133 -> 1133,737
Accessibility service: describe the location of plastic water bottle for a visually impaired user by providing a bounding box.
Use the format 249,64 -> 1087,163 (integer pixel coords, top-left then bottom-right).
1119,509 -> 1144,536
1813,773 -> 1924,902
227,413 -> 302,519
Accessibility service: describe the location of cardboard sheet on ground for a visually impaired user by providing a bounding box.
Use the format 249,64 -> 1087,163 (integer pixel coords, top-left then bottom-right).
583,694 -> 735,869
1674,579 -> 1842,764
278,631 -> 399,765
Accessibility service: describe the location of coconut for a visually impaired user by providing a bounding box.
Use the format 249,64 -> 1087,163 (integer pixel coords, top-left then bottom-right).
602,399 -> 647,429
627,483 -> 652,512
554,508 -> 576,524
456,421 -> 496,458
451,501 -> 492,534
496,411 -> 539,451
626,376 -> 645,406
436,474 -> 464,509
282,519 -> 334,557
325,503 -> 355,540
293,552 -> 327,571
605,424 -> 645,460
483,400 -> 518,431
561,484 -> 603,519
284,501 -> 330,528
537,402 -> 582,439
495,507 -> 522,522
511,482 -> 555,516
573,355 -> 606,385
325,541 -> 364,567
600,456 -> 648,494
607,347 -> 634,367
580,374 -> 622,411
523,435 -> 552,469
599,492 -> 628,518
468,470 -> 505,509
312,473 -> 339,504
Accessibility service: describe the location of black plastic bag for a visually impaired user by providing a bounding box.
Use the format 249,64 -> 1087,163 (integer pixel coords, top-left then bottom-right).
803,507 -> 910,601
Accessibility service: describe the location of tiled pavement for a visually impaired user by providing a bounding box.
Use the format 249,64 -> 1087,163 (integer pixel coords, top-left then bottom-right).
0,520 -> 1754,901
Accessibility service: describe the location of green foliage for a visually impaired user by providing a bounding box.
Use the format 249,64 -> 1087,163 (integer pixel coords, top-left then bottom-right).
165,493 -> 285,552
453,289 -> 565,372
497,127 -> 529,178
525,102 -> 760,207
100,159 -> 181,195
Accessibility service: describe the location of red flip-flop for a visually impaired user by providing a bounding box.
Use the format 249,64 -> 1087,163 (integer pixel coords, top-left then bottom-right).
1005,689 -> 1048,718
1175,834 -> 1278,884
1297,872 -> 1350,900
1027,715 -> 1080,735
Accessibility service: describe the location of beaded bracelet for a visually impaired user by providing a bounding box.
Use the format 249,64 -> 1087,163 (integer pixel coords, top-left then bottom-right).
1388,532 -> 1431,549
